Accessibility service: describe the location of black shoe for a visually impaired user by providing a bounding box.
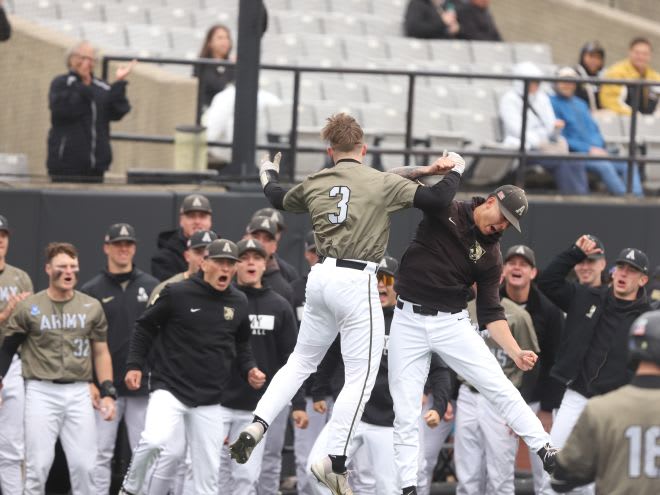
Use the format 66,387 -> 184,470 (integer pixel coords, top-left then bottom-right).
402,486 -> 417,495
537,443 -> 559,474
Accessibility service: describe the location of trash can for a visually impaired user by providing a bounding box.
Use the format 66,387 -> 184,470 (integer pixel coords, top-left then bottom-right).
174,125 -> 207,171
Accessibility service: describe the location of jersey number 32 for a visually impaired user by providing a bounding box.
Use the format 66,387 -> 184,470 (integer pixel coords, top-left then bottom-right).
328,186 -> 351,225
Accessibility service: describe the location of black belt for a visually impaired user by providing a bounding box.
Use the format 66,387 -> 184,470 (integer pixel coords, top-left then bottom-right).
468,384 -> 480,394
34,378 -> 77,385
396,299 -> 461,316
335,259 -> 368,271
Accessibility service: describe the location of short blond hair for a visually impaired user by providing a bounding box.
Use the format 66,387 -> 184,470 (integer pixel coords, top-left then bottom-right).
320,113 -> 364,153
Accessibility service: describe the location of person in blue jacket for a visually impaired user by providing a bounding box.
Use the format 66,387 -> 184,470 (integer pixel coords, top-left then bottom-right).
550,66 -> 643,196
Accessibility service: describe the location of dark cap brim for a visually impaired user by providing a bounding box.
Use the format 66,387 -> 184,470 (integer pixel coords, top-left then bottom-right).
107,236 -> 136,243
498,203 -> 522,232
616,259 -> 647,274
208,254 -> 240,261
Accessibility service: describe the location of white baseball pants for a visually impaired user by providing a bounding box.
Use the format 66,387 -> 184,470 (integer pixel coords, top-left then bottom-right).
389,301 -> 551,489
419,396 -> 455,495
253,259 -> 383,457
539,389 -> 593,495
257,405 -> 290,494
144,420 -> 186,495
122,389 -> 227,495
94,395 -> 148,494
455,385 -> 518,495
527,401 -> 553,495
219,407 -> 267,494
293,397 -> 333,495
24,380 -> 97,495
0,356 -> 24,494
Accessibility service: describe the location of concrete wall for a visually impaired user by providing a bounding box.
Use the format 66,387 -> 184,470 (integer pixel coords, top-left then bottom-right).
0,16 -> 197,178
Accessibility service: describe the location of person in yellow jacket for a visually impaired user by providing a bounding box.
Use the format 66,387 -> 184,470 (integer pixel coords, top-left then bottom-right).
600,37 -> 660,115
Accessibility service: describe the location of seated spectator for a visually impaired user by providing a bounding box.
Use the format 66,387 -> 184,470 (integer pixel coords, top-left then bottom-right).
499,62 -> 589,194
194,24 -> 235,112
456,0 -> 501,41
404,0 -> 460,39
574,41 -> 605,111
551,66 -> 644,196
600,37 -> 660,115
0,0 -> 11,41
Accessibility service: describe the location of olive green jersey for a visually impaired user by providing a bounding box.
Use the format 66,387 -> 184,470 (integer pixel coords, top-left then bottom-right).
0,263 -> 34,345
148,271 -> 187,306
466,297 -> 539,388
5,289 -> 108,381
282,161 -> 419,263
556,381 -> 660,494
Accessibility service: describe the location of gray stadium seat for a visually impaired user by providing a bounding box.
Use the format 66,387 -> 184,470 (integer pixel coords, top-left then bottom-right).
451,86 -> 499,115
321,13 -> 367,36
265,102 -> 317,136
387,37 -> 431,62
415,85 -> 456,112
593,112 -> 625,146
58,1 -> 104,23
104,3 -> 150,25
268,0 -> 291,10
33,18 -> 81,39
449,111 -> 500,147
342,35 -> 388,61
81,22 -> 128,51
470,63 -> 514,87
126,23 -> 170,56
289,0 -> 328,12
278,77 -> 325,102
11,0 -> 58,19
428,40 -> 472,65
0,153 -> 29,181
272,11 -> 323,35
148,6 -> 195,28
362,16 -> 403,37
322,80 -> 368,103
261,34 -> 303,65
328,0 -> 372,14
194,8 -> 237,33
512,42 -> 553,65
170,27 -> 205,58
471,41 -> 515,65
365,82 -> 408,110
301,34 -> 345,62
370,0 -> 407,20
312,101 -> 364,125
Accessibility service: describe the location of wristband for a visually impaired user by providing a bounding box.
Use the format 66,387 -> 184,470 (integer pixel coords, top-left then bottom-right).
99,380 -> 118,400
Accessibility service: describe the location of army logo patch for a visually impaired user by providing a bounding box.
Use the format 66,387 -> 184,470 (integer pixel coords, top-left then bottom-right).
469,241 -> 485,262
224,306 -> 235,321
30,305 -> 40,316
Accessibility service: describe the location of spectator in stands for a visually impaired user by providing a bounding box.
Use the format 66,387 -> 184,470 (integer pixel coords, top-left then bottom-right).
194,24 -> 235,113
456,0 -> 502,41
575,41 -> 606,111
47,41 -> 136,183
551,66 -> 644,196
600,37 -> 660,115
0,0 -> 11,41
404,0 -> 460,39
499,62 -> 589,194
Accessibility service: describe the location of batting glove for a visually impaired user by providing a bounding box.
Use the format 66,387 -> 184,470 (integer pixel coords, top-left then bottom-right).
446,151 -> 466,176
259,152 -> 281,189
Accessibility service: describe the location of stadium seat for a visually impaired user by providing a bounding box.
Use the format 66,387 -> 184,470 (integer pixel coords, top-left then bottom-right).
593,112 -> 626,146
265,102 -> 317,137
321,13 -> 367,36
322,79 -> 368,103
81,22 -> 128,51
387,37 -> 431,62
365,82 -> 408,110
278,76 -> 325,102
125,23 -> 170,57
342,35 -> 388,61
268,0 -> 291,10
170,27 -> 205,58
328,0 -> 372,15
148,6 -> 195,28
362,16 -> 403,37
11,0 -> 58,19
104,3 -> 150,25
471,41 -> 515,65
272,11 -> 323,35
261,34 -> 304,65
290,0 -> 328,12
428,40 -> 472,65
370,0 -> 407,20
58,1 -> 104,23
449,111 -> 501,147
300,34 -> 345,62
33,18 -> 81,38
512,42 -> 553,65
451,86 -> 499,115
415,85 -> 456,112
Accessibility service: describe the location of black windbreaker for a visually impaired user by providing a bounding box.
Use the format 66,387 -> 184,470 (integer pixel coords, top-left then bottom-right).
151,229 -> 188,281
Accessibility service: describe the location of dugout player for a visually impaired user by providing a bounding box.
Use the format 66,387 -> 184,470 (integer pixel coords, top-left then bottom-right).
219,238 -> 298,493
573,235 -> 606,287
536,237 -> 651,494
0,242 -> 116,495
455,290 -> 539,495
119,239 -> 261,495
80,223 -> 159,494
551,310 -> 660,494
0,214 -> 33,494
251,207 -> 300,283
229,112 -> 464,495
388,184 -> 558,495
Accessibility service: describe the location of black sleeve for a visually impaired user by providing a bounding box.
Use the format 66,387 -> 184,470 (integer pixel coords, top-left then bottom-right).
539,308 -> 566,411
311,337 -> 341,402
476,262 -> 507,327
276,304 -> 298,368
291,385 -> 307,412
126,287 -> 172,370
404,1 -> 448,39
236,313 -> 258,379
427,353 -> 452,416
412,171 -> 461,214
0,6 -> 11,41
263,181 -> 291,210
0,333 -> 26,377
536,246 -> 585,313
107,80 -> 131,121
551,463 -> 592,493
49,75 -> 92,122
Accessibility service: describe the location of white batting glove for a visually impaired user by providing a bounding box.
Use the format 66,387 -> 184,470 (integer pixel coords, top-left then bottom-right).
445,151 -> 465,176
259,152 -> 282,189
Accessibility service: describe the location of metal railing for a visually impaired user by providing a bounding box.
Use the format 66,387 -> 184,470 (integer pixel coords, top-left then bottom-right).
102,55 -> 660,193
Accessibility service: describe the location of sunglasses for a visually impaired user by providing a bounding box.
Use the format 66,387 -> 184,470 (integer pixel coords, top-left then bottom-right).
377,272 -> 394,286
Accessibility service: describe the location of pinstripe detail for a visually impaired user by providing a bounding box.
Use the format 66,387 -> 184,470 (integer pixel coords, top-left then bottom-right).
343,273 -> 374,456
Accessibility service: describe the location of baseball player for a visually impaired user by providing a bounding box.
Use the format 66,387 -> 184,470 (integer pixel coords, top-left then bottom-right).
0,214 -> 33,494
0,242 -> 116,495
536,237 -> 651,494
454,291 -> 539,495
551,310 -> 660,494
572,235 -> 606,287
119,239 -> 260,495
230,112 -> 463,495
389,184 -> 558,495
80,223 -> 159,494
251,207 -> 300,283
151,194 -> 213,281
218,238 -> 298,494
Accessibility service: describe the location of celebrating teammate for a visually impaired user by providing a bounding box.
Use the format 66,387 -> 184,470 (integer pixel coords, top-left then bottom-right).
388,184 -> 558,495
229,112 -> 463,495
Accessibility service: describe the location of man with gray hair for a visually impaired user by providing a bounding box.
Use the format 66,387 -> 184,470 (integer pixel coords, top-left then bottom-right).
47,40 -> 136,182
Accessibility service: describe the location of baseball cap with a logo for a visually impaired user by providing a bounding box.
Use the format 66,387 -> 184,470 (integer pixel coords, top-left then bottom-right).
187,229 -> 217,250
206,239 -> 240,261
237,238 -> 267,258
252,208 -> 285,231
616,248 -> 649,274
505,245 -> 536,267
247,216 -> 277,239
304,231 -> 316,252
104,223 -> 136,243
492,185 -> 528,232
180,194 -> 212,215
0,215 -> 9,233
378,256 -> 399,277
585,235 -> 605,260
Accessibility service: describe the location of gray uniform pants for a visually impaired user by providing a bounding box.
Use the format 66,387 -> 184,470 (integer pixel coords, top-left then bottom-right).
256,406 -> 290,495
293,397 -> 333,495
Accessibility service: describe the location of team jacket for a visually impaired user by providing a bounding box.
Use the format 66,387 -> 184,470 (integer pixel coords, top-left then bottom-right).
151,229 -> 188,281
220,284 -> 297,411
263,256 -> 294,305
312,305 -> 453,427
396,196 -> 506,327
537,245 -> 650,397
275,253 -> 299,284
80,266 -> 159,396
47,71 -> 130,175
126,273 -> 256,407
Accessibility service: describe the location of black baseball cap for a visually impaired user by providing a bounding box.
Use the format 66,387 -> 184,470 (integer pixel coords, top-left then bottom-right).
238,238 -> 267,258
505,245 -> 536,267
304,231 -> 316,252
247,216 -> 277,239
180,194 -> 212,214
206,239 -> 240,261
615,248 -> 649,274
492,185 -> 528,232
0,215 -> 9,233
187,229 -> 217,250
585,235 -> 605,260
104,223 -> 136,243
253,208 -> 285,231
378,256 -> 399,277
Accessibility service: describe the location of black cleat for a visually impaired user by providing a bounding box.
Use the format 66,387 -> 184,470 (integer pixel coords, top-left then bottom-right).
537,443 -> 559,475
229,425 -> 263,464
402,487 -> 417,495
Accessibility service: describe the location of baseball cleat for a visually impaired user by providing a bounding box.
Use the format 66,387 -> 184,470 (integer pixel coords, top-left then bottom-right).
310,456 -> 353,495
537,443 -> 559,474
118,488 -> 136,495
229,422 -> 264,464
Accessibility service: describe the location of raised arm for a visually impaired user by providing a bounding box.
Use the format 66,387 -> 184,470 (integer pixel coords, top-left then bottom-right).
259,152 -> 296,210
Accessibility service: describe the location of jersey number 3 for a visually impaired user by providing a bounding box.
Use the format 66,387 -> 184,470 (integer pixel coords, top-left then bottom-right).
328,186 -> 351,224
624,425 -> 659,478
